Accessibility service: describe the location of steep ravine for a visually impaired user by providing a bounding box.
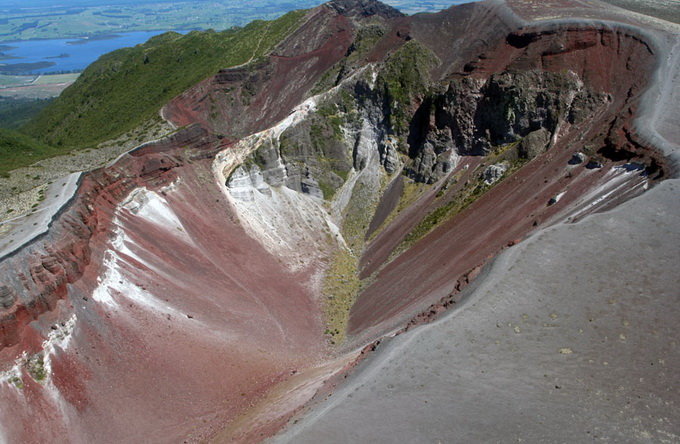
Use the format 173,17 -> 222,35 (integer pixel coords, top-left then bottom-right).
0,0 -> 675,442
222,20 -> 665,347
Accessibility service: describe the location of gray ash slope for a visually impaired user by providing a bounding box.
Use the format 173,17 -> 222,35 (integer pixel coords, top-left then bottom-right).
274,179 -> 680,444
271,0 -> 680,441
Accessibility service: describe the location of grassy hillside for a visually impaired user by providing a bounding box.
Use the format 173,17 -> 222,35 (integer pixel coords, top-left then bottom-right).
0,98 -> 50,129
23,9 -> 307,150
0,129 -> 60,177
377,40 -> 438,135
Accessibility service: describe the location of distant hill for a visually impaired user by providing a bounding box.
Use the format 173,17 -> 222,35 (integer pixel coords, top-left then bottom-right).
0,1 -> 467,43
23,10 -> 306,150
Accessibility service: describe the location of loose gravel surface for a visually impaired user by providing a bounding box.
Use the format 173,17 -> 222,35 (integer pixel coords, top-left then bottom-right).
275,179 -> 680,444
0,173 -> 80,258
0,117 -> 175,256
0,118 -> 174,219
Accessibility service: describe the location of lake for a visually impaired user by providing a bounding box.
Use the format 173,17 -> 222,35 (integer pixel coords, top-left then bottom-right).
0,31 -> 186,75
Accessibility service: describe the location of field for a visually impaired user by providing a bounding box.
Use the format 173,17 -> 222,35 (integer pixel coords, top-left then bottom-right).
0,73 -> 79,99
0,75 -> 33,87
0,1 -> 321,42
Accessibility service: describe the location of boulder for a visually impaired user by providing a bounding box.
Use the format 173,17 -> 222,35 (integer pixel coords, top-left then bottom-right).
586,159 -> 603,169
518,128 -> 551,159
569,152 -> 586,165
482,163 -> 509,185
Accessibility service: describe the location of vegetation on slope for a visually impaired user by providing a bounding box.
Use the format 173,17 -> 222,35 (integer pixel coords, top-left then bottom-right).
322,248 -> 361,345
377,40 -> 439,135
0,97 -> 51,129
0,128 -> 59,177
23,10 -> 307,150
398,141 -> 529,254
311,23 -> 387,95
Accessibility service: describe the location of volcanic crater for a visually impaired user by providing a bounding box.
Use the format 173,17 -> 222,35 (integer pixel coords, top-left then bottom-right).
0,0 -> 678,442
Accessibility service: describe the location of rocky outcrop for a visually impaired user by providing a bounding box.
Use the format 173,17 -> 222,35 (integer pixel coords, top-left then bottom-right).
0,286 -> 15,309
482,163 -> 509,185
227,108 -> 354,201
569,151 -> 586,164
327,0 -> 404,19
405,70 -> 607,183
518,128 -> 551,159
350,7 -> 669,342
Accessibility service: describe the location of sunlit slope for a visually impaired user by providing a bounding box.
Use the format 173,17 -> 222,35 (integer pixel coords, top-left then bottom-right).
23,10 -> 306,150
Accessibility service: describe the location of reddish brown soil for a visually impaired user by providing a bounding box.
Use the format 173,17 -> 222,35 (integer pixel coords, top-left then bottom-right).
0,6 -> 358,441
164,7 -> 354,140
0,130 -> 332,442
0,1 -> 672,442
349,14 -> 664,341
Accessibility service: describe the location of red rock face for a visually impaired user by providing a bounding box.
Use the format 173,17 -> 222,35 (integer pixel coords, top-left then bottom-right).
348,16 -> 665,340
164,7 -> 354,140
0,128 -> 330,442
0,5 -> 362,441
0,1 -> 672,442
0,127 -> 208,350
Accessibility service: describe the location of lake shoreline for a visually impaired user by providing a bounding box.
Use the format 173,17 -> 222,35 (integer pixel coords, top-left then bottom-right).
0,30 -> 189,75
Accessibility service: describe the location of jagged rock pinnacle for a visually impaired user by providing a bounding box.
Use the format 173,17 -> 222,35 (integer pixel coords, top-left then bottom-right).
327,0 -> 405,18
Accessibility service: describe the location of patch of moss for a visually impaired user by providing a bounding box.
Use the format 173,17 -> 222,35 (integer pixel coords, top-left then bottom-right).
318,180 -> 336,200
349,24 -> 386,60
315,109 -> 344,141
334,168 -> 349,182
377,40 -> 439,135
27,353 -> 47,382
311,24 -> 386,95
9,376 -> 24,389
403,181 -> 488,247
339,89 -> 356,113
341,181 -> 377,251
309,123 -> 325,149
367,177 -> 425,242
492,139 -> 522,157
313,154 -> 352,199
322,248 -> 360,345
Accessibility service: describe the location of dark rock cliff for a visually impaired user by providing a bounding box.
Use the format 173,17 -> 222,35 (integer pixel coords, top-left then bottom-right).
327,0 -> 405,19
